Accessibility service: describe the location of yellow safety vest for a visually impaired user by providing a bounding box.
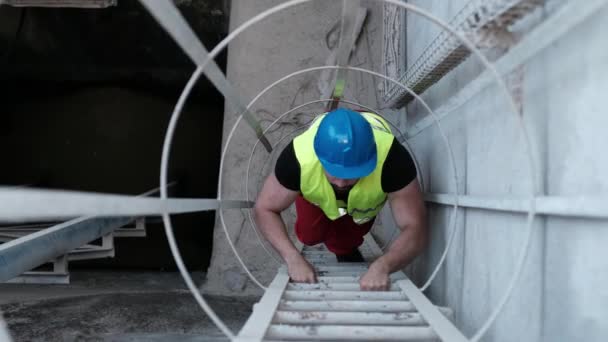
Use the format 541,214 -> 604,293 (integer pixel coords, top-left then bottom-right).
293,112 -> 394,224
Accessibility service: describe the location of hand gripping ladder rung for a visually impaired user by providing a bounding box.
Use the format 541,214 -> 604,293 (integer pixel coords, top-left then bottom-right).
236,236 -> 465,341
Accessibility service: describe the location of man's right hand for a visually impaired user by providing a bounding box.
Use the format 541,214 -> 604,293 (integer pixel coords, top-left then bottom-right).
285,253 -> 317,283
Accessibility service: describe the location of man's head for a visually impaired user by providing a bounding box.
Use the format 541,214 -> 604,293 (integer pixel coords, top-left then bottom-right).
313,108 -> 377,188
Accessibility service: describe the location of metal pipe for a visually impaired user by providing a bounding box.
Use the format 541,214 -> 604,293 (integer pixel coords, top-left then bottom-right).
0,184 -> 185,282
0,187 -> 251,222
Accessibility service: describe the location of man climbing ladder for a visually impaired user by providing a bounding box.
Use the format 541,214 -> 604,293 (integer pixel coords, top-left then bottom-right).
254,108 -> 428,290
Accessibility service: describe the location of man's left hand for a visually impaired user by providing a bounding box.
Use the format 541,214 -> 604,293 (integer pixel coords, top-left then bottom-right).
359,260 -> 390,291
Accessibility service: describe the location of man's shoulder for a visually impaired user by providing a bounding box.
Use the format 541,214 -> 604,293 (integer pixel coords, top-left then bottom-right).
274,141 -> 301,192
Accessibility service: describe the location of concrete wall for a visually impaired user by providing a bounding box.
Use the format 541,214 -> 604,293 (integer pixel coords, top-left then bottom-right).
381,1 -> 608,341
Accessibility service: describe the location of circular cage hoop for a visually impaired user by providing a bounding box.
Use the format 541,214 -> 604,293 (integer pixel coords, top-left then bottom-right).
226,62 -> 461,293
244,97 -> 421,262
157,1 -> 539,341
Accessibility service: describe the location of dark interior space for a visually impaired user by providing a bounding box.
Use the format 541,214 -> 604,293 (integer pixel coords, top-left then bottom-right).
0,1 -> 230,271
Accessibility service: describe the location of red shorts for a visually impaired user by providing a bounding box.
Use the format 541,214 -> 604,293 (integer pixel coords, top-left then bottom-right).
294,196 -> 375,255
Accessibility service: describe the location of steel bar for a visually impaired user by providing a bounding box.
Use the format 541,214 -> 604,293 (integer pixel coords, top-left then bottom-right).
283,290 -> 405,301
318,273 -> 406,283
138,0 -> 272,152
302,251 -> 334,255
328,0 -> 364,110
273,311 -> 429,326
426,193 -> 608,219
317,276 -> 361,283
287,282 -> 400,291
315,265 -> 369,271
0,187 -> 252,222
397,279 -> 467,342
279,300 -> 416,312
266,324 -> 437,341
303,254 -> 337,259
317,270 -> 368,276
236,269 -> 290,341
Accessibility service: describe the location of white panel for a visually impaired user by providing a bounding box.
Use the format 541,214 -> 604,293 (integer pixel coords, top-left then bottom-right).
544,219 -> 608,342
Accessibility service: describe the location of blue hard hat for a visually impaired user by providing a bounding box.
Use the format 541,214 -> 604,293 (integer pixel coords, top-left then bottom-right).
313,108 -> 377,179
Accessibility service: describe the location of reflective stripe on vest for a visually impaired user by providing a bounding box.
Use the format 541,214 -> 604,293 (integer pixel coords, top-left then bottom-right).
293,112 -> 394,224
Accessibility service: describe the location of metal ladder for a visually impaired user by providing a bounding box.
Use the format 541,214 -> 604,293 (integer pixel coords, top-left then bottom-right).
236,235 -> 465,341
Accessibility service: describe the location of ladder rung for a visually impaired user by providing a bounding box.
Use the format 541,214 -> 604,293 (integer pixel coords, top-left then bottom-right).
317,274 -> 405,283
286,283 -> 399,291
266,324 -> 437,341
279,300 -> 415,312
304,256 -> 336,261
273,311 -> 429,325
302,246 -> 328,251
302,250 -> 333,254
283,290 -> 405,301
315,265 -> 369,271
317,270 -> 367,276
310,262 -> 368,267
310,262 -> 342,267
317,276 -> 361,283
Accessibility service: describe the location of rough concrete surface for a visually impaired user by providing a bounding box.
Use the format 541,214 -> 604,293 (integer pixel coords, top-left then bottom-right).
0,272 -> 254,341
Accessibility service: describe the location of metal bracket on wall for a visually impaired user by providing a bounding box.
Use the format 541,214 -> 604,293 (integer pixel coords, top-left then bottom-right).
382,0 -> 541,108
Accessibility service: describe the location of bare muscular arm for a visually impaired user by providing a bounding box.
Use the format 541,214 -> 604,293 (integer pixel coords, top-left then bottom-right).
360,178 -> 428,290
254,173 -> 317,283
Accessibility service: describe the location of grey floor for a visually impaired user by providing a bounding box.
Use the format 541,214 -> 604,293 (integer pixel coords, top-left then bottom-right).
0,271 -> 255,341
